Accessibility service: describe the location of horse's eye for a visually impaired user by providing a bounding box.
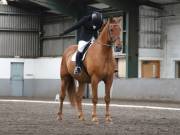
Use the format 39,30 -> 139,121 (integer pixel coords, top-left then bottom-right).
110,29 -> 113,32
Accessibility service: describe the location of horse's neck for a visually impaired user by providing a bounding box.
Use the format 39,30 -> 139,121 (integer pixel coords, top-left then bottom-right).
96,24 -> 113,56
98,24 -> 109,45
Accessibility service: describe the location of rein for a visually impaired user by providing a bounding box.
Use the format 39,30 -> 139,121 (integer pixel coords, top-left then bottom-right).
95,41 -> 114,48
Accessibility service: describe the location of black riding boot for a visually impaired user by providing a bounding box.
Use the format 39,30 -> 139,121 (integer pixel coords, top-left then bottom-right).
74,51 -> 82,75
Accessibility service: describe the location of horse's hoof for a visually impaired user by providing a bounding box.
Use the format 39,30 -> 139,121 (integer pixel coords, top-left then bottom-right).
105,116 -> 112,123
57,113 -> 63,121
78,115 -> 85,121
57,115 -> 62,121
92,117 -> 99,123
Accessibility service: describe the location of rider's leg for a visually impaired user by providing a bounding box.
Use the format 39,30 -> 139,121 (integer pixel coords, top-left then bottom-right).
74,51 -> 82,74
74,40 -> 88,75
78,40 -> 88,52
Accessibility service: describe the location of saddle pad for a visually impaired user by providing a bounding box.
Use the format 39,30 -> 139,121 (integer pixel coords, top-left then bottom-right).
71,52 -> 77,62
71,51 -> 87,62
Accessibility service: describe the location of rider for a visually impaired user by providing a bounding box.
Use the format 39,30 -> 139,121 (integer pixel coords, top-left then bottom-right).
60,11 -> 103,75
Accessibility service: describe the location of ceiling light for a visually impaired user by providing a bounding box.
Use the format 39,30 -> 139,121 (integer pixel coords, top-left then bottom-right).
89,3 -> 110,9
0,0 -> 8,5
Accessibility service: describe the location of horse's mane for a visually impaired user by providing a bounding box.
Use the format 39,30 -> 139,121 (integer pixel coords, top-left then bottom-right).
99,21 -> 107,33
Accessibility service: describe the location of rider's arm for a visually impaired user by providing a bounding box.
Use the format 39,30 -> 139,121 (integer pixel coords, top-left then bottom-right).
61,15 -> 90,35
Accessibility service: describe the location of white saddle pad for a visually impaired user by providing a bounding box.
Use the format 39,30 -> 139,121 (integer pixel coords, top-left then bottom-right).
71,51 -> 87,62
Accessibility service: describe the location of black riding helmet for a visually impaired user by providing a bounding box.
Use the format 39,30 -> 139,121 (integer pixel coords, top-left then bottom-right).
91,12 -> 103,29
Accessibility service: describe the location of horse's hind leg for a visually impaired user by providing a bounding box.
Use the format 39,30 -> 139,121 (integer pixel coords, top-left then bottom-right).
57,79 -> 66,120
104,76 -> 113,123
76,82 -> 85,121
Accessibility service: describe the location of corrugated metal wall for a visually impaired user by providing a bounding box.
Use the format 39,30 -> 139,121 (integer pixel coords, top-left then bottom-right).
42,15 -> 75,56
0,4 -> 25,13
0,32 -> 39,57
0,5 -> 40,57
139,6 -> 162,49
0,15 -> 39,30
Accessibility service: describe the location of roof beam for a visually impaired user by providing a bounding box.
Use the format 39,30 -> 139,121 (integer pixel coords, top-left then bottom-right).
138,0 -> 162,9
7,0 -> 48,12
28,0 -> 87,17
96,0 -> 162,10
162,2 -> 180,6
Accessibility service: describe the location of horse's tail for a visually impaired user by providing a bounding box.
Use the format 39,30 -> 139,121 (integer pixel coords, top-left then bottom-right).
66,76 -> 76,107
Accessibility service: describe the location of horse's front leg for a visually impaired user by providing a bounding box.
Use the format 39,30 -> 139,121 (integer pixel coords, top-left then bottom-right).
76,82 -> 85,121
91,75 -> 99,123
104,76 -> 113,123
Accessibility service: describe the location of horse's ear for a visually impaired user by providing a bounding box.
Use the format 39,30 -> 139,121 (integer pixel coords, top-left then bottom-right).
109,17 -> 114,23
116,17 -> 122,23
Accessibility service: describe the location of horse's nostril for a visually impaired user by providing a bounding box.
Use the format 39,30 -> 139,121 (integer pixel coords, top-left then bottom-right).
119,46 -> 122,52
117,42 -> 122,47
115,46 -> 122,52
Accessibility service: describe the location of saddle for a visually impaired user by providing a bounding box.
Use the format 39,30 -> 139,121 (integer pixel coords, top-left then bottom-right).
71,41 -> 92,62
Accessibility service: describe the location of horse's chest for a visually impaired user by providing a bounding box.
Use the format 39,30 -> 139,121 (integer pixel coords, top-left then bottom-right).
86,52 -> 115,77
103,62 -> 114,73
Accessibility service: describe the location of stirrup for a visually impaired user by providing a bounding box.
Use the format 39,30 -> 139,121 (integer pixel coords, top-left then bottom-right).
74,66 -> 81,75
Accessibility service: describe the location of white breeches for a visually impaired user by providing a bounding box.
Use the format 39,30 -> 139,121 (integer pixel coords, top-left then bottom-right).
78,37 -> 95,52
78,40 -> 88,52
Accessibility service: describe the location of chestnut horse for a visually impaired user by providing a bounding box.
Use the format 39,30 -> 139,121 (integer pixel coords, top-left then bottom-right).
57,17 -> 122,123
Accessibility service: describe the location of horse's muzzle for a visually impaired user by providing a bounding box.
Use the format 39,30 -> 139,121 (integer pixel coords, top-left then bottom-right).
115,46 -> 122,52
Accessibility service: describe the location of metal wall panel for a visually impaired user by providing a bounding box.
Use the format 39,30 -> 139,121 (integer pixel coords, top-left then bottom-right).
43,39 -> 64,56
63,37 -> 75,49
0,5 -> 40,57
63,19 -> 75,35
139,6 -> 162,49
0,32 -> 39,57
0,15 -> 39,30
0,5 -> 25,13
43,22 -> 63,37
42,15 -> 75,56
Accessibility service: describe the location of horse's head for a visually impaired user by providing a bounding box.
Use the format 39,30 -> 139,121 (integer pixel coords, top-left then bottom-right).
108,17 -> 122,50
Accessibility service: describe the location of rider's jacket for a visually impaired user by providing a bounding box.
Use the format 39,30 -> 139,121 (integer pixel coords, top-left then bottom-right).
62,13 -> 103,41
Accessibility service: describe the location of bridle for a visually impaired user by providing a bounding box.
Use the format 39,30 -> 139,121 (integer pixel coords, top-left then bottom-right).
108,23 -> 120,44
95,23 -> 121,48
